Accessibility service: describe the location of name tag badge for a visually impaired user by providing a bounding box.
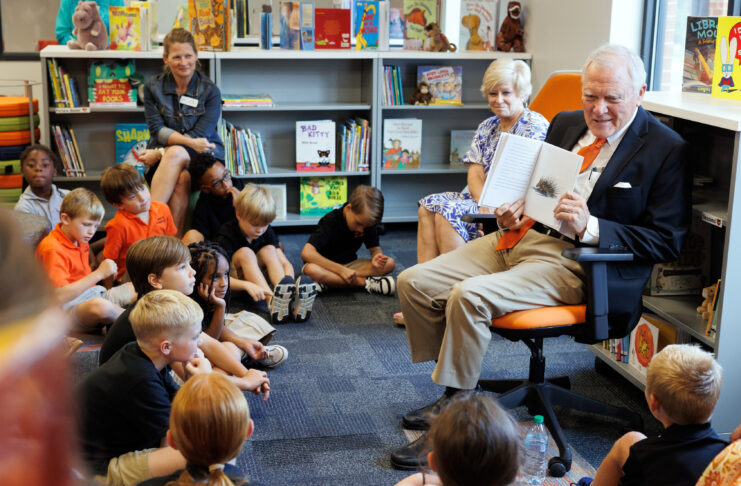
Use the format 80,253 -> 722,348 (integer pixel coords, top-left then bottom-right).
179,95 -> 198,107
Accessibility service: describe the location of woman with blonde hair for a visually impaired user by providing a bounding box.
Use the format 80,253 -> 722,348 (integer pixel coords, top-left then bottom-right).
139,373 -> 261,486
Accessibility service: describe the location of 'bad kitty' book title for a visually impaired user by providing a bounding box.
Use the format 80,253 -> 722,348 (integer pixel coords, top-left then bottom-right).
296,120 -> 336,171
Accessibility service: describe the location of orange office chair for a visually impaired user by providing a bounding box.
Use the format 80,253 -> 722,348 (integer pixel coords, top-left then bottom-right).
529,71 -> 583,122
460,215 -> 643,478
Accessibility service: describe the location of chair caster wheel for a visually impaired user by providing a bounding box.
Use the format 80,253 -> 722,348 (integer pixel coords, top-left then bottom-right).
548,457 -> 569,477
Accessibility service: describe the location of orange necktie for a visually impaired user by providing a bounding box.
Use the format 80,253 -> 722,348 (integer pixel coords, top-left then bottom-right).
495,137 -> 607,250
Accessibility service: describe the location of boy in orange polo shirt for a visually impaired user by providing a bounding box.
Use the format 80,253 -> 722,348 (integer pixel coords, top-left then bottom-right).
101,164 -> 177,282
36,188 -> 136,330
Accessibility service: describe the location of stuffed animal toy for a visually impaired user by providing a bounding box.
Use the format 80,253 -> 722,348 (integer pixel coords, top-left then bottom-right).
461,14 -> 485,50
67,1 -> 108,51
411,82 -> 433,105
697,283 -> 718,320
424,23 -> 457,52
496,1 -> 524,52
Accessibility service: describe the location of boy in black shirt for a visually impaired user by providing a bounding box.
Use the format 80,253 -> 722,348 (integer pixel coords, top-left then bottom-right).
182,153 -> 245,246
79,290 -> 212,486
301,185 -> 396,295
583,344 -> 727,486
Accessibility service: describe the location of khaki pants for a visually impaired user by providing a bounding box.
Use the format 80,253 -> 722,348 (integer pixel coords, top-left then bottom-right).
398,229 -> 586,389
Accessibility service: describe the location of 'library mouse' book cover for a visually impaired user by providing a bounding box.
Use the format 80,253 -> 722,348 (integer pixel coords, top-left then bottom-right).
684,17 -> 716,94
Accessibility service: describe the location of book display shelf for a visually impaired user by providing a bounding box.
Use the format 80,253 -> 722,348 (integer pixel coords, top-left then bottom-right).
591,91 -> 741,434
39,46 -> 529,225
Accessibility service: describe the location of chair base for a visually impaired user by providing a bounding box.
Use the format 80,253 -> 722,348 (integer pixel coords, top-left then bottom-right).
478,376 -> 643,478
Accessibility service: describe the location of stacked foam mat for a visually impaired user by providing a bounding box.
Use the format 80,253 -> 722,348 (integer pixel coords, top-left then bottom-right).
0,97 -> 40,208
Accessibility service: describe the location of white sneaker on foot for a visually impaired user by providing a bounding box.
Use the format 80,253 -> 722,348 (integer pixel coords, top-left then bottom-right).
258,344 -> 288,368
365,276 -> 396,296
292,275 -> 318,322
270,276 -> 295,324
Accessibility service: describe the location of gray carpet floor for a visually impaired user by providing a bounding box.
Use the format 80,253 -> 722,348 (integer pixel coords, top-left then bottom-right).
74,225 -> 663,485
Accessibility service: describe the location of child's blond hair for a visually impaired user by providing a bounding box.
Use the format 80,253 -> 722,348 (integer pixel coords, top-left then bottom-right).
130,289 -> 203,343
235,183 -> 276,224
348,185 -> 384,225
646,344 -> 722,425
60,188 -> 105,222
100,164 -> 147,205
168,373 -> 250,486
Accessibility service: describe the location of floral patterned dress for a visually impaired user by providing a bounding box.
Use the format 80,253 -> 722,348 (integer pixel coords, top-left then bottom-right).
697,440 -> 741,486
418,109 -> 549,241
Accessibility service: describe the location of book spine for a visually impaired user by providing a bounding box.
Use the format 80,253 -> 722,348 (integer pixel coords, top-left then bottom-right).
256,132 -> 268,173
52,125 -> 69,175
396,66 -> 404,104
47,60 -> 62,108
68,127 -> 85,176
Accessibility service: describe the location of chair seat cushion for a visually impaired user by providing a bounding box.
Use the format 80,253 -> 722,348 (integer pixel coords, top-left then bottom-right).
492,305 -> 586,330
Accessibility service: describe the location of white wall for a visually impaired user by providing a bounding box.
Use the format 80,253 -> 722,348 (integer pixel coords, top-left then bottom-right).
0,61 -> 47,145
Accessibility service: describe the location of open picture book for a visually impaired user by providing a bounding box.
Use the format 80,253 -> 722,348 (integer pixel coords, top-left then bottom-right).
478,133 -> 583,239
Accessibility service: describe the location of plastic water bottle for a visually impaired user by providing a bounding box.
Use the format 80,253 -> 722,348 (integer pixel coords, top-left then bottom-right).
521,415 -> 548,485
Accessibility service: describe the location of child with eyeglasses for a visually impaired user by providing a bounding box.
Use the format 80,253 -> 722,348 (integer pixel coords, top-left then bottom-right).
183,153 -> 244,246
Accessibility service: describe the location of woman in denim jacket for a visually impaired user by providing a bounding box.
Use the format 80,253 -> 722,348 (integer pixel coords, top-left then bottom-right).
140,28 -> 225,235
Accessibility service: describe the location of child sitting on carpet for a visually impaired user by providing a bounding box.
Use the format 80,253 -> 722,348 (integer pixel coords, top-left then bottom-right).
394,393 -> 520,486
581,344 -> 727,486
188,240 -> 288,368
14,143 -> 68,229
98,236 -> 270,398
301,185 -> 396,296
139,372 -> 264,486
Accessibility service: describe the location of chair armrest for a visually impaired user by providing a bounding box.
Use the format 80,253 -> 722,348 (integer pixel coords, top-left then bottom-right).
561,247 -> 635,342
562,247 -> 633,262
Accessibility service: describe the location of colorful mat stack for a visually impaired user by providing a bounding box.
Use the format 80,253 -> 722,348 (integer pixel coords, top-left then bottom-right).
0,97 -> 40,208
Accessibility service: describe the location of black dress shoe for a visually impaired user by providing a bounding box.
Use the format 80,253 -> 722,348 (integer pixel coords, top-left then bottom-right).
402,393 -> 450,430
390,433 -> 429,471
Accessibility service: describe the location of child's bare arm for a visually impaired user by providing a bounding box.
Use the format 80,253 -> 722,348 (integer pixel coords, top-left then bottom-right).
220,327 -> 267,360
199,333 -> 249,377
229,276 -> 273,301
197,282 -> 226,339
54,259 -> 118,304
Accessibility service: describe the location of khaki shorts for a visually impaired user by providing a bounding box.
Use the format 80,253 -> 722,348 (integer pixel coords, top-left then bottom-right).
301,258 -> 370,274
99,448 -> 155,486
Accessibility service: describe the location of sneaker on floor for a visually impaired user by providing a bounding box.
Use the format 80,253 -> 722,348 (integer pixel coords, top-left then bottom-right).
270,276 -> 295,324
365,276 -> 396,296
292,275 -> 318,322
316,282 -> 328,293
393,312 -> 405,326
257,344 -> 288,368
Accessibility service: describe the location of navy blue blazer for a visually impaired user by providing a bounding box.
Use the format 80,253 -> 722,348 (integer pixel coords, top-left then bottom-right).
545,107 -> 691,339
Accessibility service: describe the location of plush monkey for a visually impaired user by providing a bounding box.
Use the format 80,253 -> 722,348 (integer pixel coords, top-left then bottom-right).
411,82 -> 433,105
424,22 -> 457,52
496,1 -> 524,52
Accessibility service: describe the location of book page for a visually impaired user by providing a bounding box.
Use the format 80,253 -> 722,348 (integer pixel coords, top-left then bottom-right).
524,142 -> 582,238
478,133 -> 543,209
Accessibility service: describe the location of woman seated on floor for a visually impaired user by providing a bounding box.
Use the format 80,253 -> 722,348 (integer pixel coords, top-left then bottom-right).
397,59 -> 549,325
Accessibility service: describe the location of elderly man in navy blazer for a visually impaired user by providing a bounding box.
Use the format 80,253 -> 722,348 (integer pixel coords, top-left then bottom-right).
391,43 -> 690,469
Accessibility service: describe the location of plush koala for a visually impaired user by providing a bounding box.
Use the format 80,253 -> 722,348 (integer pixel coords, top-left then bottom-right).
67,1 -> 108,51
496,1 -> 525,53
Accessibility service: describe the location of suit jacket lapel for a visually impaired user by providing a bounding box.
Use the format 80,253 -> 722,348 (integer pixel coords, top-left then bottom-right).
588,107 -> 649,204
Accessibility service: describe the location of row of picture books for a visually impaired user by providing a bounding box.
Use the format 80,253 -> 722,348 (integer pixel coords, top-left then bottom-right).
383,64 -> 467,106
381,118 -> 474,170
52,125 -> 86,177
220,120 -> 269,175
599,314 -> 690,378
683,15 -> 741,100
48,60 -> 140,109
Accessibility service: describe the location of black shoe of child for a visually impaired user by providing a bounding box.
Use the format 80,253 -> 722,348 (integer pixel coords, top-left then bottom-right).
292,275 -> 318,322
270,276 -> 295,324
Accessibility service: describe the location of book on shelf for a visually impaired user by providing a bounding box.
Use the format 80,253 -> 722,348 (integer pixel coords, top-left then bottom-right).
299,176 -> 347,215
340,117 -> 370,172
260,5 -> 273,49
235,0 -> 249,37
300,2 -> 315,50
189,0 -> 232,51
222,94 -> 274,107
88,60 -> 138,107
130,1 -> 153,50
478,133 -> 582,238
628,317 -> 659,377
52,124 -> 86,177
711,16 -> 741,99
219,120 -> 269,175
280,1 -> 301,49
684,17 -> 717,94
389,7 -> 404,41
403,0 -> 437,50
261,184 -> 287,221
296,120 -> 336,172
315,8 -> 351,49
459,0 -> 497,51
354,0 -> 389,50
155,0 -> 189,41
47,59 -> 82,108
109,6 -> 147,51
417,66 -> 463,105
450,130 -> 475,167
382,118 -> 421,169
115,123 -> 150,175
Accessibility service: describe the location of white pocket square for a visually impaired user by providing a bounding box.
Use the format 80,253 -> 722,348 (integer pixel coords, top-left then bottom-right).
613,182 -> 632,188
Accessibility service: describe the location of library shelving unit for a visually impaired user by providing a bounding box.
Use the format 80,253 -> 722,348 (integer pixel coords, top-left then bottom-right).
376,51 -> 531,222
591,91 -> 741,434
39,46 -> 528,226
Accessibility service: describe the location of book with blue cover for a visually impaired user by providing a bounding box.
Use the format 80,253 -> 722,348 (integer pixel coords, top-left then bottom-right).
300,2 -> 315,50
115,123 -> 150,175
354,0 -> 379,49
